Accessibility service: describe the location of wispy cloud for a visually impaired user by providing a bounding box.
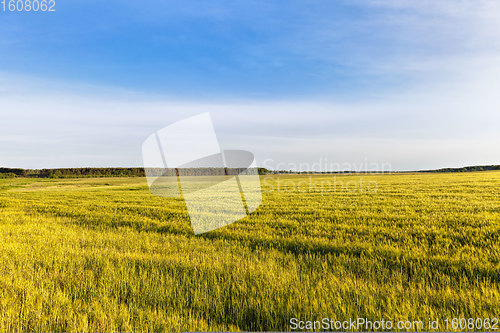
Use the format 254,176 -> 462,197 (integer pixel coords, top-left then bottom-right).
1,1 -> 499,170
1,66 -> 499,170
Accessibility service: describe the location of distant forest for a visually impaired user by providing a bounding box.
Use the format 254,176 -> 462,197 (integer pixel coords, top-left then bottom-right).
419,165 -> 500,173
0,165 -> 499,178
0,167 -> 146,179
0,167 -> 269,178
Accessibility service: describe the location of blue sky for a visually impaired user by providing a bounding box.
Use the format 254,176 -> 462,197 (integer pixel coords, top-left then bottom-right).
1,0 -> 499,170
0,0 -> 417,99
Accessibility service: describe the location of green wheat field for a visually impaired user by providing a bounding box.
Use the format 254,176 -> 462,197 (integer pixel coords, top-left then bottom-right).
0,172 -> 499,331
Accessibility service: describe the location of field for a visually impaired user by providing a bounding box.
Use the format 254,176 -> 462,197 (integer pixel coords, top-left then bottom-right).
0,172 -> 499,331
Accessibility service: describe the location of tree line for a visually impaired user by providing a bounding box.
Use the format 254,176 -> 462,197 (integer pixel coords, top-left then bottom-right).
1,165 -> 498,178
0,167 -> 271,178
0,167 -> 146,178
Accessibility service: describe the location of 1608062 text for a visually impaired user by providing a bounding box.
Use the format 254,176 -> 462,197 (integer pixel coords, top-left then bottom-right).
1,0 -> 55,12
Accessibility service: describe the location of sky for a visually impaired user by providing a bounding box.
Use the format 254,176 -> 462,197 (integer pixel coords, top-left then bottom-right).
0,0 -> 499,171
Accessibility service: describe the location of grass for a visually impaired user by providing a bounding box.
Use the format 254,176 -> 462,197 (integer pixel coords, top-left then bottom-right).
0,172 -> 499,331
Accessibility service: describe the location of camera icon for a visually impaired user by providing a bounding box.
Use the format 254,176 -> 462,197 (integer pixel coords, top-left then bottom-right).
142,113 -> 262,234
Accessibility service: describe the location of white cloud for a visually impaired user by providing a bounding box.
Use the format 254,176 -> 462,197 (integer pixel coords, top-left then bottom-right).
1,1 -> 499,170
1,63 -> 499,170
